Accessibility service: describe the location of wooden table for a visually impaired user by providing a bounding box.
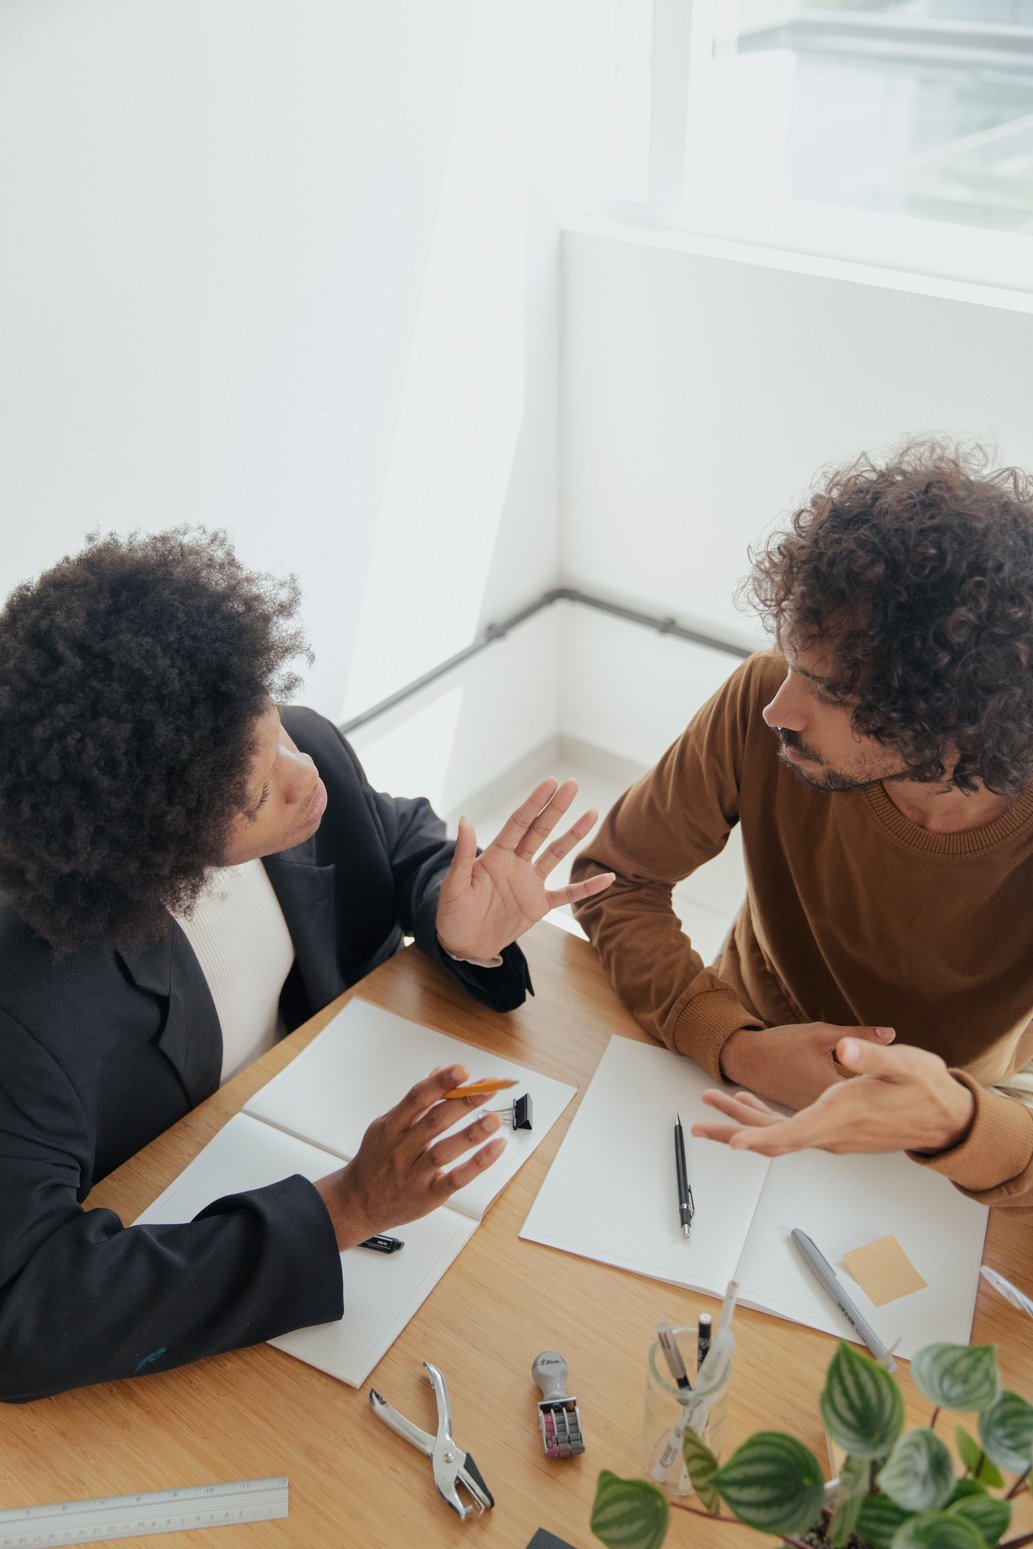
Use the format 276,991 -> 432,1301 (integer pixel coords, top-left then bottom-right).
2,923 -> 1032,1549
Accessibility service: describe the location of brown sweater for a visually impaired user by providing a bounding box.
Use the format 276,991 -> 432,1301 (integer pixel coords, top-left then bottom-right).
572,651 -> 1033,1210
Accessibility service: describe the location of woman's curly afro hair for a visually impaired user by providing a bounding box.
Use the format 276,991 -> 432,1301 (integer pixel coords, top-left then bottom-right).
746,441 -> 1033,797
0,529 -> 309,954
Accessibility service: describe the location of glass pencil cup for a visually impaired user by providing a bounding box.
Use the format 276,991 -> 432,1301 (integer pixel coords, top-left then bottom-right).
643,1327 -> 732,1497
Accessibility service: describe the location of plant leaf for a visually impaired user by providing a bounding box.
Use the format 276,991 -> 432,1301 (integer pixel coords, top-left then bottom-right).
820,1340 -> 905,1460
877,1427 -> 955,1511
680,1428 -> 721,1513
590,1470 -> 669,1549
711,1432 -> 825,1536
949,1478 -> 988,1502
857,1493 -> 909,1549
828,1453 -> 867,1548
955,1426 -> 1004,1488
979,1390 -> 1033,1473
912,1344 -> 1000,1415
889,1509 -> 987,1549
949,1491 -> 1012,1545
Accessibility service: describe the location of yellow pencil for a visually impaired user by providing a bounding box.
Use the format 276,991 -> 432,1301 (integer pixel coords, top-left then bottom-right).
442,1077 -> 519,1099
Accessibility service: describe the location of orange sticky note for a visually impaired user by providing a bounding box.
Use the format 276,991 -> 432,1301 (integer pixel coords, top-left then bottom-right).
841,1234 -> 927,1307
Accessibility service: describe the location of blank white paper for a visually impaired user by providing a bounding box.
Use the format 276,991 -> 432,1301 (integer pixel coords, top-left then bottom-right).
134,1001 -> 576,1385
521,1037 -> 988,1359
244,1000 -> 576,1220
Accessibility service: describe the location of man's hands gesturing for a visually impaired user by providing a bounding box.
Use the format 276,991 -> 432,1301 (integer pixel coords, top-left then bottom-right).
719,1020 -> 897,1109
314,1065 -> 506,1250
693,1037 -> 976,1160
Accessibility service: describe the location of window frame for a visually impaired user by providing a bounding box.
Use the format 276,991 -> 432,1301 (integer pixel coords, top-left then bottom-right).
587,0 -> 1033,296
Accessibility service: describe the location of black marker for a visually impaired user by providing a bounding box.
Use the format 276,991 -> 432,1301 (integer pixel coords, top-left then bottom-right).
697,1313 -> 712,1372
359,1235 -> 404,1253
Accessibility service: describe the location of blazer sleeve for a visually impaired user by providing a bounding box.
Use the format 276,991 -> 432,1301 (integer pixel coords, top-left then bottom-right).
0,1010 -> 344,1402
331,725 -> 532,1013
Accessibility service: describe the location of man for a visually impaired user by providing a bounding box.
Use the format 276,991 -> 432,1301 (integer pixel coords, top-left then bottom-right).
572,441 -> 1033,1210
0,529 -> 613,1401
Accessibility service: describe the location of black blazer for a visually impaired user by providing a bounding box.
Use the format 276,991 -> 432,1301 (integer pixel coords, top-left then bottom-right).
0,708 -> 530,1402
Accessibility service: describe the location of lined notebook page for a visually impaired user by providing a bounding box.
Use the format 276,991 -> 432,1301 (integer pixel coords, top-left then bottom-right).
135,1112 -> 343,1222
135,1112 -> 477,1386
134,1004 -> 576,1386
521,1036 -> 988,1358
735,1147 -> 987,1358
520,1037 -> 770,1293
273,1212 -> 476,1386
244,1000 -> 576,1221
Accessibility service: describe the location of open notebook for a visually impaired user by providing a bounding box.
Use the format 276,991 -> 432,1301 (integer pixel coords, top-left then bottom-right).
520,1037 -> 987,1360
136,1000 -> 576,1386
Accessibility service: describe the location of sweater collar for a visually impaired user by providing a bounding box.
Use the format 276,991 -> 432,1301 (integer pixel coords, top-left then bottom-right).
863,780 -> 1033,855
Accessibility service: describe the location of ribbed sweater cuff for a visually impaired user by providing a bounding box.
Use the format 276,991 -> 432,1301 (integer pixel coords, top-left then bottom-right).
907,1071 -> 1033,1198
671,990 -> 764,1081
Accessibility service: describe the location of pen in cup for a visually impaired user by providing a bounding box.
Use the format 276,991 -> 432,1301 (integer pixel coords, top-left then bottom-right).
697,1313 -> 712,1372
651,1321 -> 734,1487
656,1322 -> 692,1392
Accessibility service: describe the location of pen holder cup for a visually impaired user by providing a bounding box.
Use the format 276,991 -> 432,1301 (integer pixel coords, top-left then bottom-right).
643,1328 -> 732,1498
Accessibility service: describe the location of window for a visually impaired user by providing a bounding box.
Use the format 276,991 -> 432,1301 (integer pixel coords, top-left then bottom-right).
586,0 -> 1033,291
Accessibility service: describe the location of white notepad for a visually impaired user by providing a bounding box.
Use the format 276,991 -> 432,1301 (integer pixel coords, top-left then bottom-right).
136,1000 -> 576,1386
520,1037 -> 988,1360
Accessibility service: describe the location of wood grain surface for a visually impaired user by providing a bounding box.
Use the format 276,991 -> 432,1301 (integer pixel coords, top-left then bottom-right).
2,923 -> 1030,1549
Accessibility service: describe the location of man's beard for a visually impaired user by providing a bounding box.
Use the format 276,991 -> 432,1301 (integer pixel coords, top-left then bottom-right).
775,729 -> 909,793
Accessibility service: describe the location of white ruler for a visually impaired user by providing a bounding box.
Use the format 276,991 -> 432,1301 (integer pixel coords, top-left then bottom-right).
0,1477 -> 289,1547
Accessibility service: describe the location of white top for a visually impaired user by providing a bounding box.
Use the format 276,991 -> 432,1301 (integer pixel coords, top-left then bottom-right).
176,860 -> 296,1085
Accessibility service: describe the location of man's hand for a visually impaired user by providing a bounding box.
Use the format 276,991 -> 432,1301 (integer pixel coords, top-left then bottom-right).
720,1021 -> 897,1109
692,1038 -> 976,1159
435,778 -> 614,962
314,1065 -> 507,1250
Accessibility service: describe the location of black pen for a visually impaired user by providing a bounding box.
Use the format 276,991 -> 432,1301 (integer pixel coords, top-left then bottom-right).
674,1113 -> 694,1238
359,1235 -> 404,1253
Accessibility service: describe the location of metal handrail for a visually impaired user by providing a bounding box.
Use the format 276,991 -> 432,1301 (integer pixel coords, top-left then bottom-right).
339,586 -> 751,735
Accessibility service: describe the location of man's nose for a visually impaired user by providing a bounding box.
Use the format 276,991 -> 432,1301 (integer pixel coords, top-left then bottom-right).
762,677 -> 805,730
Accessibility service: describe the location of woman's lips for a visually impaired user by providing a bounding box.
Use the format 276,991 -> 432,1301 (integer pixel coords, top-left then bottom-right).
297,777 -> 328,832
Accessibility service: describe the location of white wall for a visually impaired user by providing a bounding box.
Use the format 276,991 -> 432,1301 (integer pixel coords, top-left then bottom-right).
559,223 -> 1033,765
0,0 -> 564,809
9,6 -> 1033,806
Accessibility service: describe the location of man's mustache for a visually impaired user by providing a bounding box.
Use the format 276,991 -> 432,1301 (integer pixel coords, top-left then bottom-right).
776,728 -> 823,763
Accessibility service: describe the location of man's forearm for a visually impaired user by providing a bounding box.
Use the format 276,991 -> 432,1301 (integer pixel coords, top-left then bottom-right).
572,861 -> 759,1076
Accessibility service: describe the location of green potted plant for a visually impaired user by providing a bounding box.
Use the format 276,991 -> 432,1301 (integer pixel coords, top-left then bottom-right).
591,1341 -> 1033,1549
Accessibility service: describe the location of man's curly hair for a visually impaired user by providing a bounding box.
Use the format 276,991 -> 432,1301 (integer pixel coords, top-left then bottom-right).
746,441 -> 1033,796
0,529 -> 309,954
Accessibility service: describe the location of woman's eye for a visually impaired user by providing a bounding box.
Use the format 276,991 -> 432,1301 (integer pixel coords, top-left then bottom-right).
246,782 -> 271,820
